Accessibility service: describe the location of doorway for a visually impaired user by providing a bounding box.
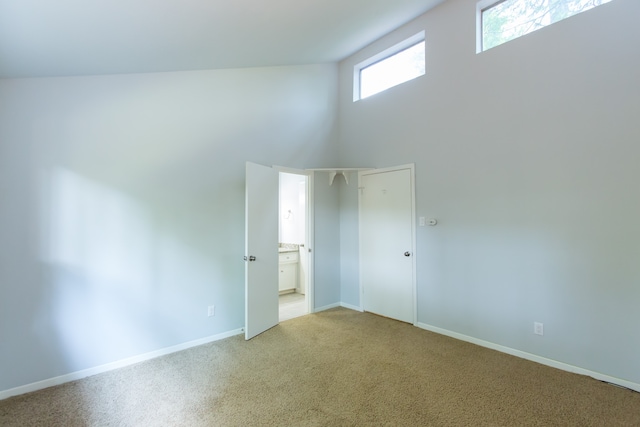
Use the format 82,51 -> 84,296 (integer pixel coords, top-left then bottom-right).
278,171 -> 311,322
245,164 -> 314,339
359,164 -> 416,324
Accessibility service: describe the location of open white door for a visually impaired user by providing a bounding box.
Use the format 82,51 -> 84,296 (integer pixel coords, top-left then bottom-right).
245,162 -> 279,340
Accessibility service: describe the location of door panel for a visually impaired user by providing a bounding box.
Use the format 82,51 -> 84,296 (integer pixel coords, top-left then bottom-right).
245,162 -> 279,340
360,167 -> 414,324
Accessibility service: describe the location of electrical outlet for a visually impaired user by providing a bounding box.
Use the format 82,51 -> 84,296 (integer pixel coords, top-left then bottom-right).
534,322 -> 543,336
208,305 -> 215,317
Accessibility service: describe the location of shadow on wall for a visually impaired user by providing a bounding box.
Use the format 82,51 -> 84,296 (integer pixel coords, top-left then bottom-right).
39,168 -> 155,369
33,168 -> 228,375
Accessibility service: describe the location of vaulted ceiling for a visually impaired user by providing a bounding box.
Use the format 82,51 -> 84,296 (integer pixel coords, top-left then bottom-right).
0,0 -> 445,78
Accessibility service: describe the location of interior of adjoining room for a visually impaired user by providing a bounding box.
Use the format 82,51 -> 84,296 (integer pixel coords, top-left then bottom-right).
278,171 -> 310,322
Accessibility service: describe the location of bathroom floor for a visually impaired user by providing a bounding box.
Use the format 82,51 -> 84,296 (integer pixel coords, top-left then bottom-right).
279,292 -> 307,322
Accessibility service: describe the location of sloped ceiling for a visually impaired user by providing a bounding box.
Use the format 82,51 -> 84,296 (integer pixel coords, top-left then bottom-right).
0,0 -> 445,78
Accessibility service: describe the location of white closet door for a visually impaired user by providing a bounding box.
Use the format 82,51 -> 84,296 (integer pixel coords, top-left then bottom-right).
360,166 -> 415,324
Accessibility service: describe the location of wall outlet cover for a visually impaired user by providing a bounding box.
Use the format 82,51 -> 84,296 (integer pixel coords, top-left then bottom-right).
534,322 -> 543,336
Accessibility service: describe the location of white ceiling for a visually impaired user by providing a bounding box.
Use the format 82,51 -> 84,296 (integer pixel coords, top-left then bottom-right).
0,0 -> 445,78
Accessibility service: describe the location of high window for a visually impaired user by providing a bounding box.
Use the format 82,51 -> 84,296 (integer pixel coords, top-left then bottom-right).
479,0 -> 614,52
354,32 -> 426,101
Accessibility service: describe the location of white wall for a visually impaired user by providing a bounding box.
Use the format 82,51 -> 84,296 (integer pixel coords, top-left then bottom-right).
337,0 -> 640,386
0,64 -> 339,393
313,172 -> 342,309
279,172 -> 306,245
339,172 -> 360,306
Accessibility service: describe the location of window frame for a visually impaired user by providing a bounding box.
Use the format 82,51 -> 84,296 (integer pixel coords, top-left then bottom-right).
476,0 -> 500,53
353,31 -> 426,102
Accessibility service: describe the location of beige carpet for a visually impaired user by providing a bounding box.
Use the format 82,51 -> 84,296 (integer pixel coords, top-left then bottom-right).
1,308 -> 639,426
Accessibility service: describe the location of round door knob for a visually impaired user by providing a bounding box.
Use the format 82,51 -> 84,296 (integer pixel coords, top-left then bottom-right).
404,251 -> 411,257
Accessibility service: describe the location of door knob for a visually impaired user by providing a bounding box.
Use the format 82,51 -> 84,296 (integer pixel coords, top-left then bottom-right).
243,256 -> 257,262
404,252 -> 411,257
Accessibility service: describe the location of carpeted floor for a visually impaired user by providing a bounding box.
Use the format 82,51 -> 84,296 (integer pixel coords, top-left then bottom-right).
1,308 -> 639,426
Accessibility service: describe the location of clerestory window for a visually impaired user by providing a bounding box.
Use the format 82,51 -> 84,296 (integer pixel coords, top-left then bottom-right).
353,32 -> 426,101
478,0 -> 614,52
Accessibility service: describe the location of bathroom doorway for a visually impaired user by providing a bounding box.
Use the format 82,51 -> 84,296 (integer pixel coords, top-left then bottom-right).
278,171 -> 312,322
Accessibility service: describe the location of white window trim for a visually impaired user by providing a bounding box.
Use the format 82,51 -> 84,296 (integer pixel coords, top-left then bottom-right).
353,31 -> 426,102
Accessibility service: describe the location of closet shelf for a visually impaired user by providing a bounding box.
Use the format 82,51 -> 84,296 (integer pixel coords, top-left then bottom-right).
305,168 -> 373,185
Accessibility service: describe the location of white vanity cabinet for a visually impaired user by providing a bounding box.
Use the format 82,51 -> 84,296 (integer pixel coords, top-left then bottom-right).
278,251 -> 299,292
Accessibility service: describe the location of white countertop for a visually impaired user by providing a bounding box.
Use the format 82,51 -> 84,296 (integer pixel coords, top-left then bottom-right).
278,247 -> 298,253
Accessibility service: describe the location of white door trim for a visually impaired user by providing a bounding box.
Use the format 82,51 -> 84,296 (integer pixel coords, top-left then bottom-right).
358,163 -> 417,325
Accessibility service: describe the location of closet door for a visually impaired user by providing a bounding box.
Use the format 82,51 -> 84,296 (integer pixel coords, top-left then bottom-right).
359,165 -> 415,324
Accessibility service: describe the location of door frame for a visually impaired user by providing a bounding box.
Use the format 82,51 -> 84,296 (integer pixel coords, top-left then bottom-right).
358,163 -> 417,325
274,166 -> 315,315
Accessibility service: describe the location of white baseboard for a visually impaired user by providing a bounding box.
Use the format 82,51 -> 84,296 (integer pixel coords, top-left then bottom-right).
416,322 -> 640,393
315,302 -> 362,313
314,302 -> 341,313
340,302 -> 363,312
0,328 -> 244,401
5,315 -> 636,402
